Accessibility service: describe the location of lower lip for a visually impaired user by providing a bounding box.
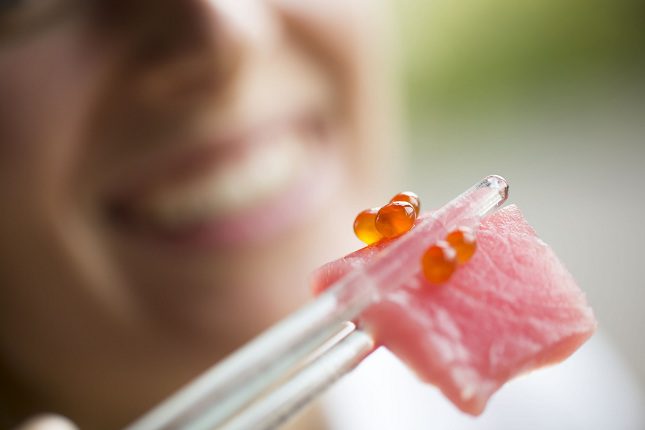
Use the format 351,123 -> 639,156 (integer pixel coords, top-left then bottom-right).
111,138 -> 342,252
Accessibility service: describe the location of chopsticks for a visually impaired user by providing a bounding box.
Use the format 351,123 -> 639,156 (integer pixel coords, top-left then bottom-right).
124,175 -> 509,430
218,326 -> 374,430
124,298 -> 358,430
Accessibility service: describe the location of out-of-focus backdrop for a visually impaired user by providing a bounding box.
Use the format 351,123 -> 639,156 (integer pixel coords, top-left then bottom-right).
392,0 -> 645,392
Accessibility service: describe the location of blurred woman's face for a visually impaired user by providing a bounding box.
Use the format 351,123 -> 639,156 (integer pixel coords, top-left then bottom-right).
0,0 -> 395,427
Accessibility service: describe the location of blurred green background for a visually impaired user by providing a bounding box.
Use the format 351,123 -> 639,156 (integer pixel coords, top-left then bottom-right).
391,0 -> 645,388
395,0 -> 644,124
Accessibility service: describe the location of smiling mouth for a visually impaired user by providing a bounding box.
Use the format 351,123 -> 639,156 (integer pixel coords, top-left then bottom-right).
106,112 -> 342,249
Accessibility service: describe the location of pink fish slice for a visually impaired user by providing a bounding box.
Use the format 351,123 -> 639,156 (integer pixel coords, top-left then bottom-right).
312,204 -> 597,415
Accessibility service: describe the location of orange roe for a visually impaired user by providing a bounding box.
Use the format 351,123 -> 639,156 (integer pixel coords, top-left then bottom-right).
353,208 -> 383,245
375,201 -> 416,238
421,241 -> 457,285
390,191 -> 421,216
445,227 -> 477,264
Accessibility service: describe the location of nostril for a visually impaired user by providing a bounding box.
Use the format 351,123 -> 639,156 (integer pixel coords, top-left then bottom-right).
104,1 -> 245,108
133,54 -> 221,106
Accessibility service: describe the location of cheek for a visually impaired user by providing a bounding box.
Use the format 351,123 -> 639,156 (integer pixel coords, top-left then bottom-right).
0,20 -> 130,310
271,0 -> 400,197
0,19 -> 111,208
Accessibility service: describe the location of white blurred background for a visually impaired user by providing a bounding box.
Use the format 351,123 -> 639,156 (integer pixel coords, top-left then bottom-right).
323,1 -> 645,428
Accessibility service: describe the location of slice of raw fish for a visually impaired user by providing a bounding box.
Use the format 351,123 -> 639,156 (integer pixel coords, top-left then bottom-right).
311,204 -> 596,415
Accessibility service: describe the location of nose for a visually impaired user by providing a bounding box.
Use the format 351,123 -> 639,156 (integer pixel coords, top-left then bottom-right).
104,0 -> 279,113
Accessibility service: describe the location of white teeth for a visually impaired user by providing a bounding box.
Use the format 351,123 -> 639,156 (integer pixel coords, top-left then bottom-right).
136,130 -> 307,228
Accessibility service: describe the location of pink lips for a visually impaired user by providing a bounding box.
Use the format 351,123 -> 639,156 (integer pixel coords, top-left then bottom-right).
112,151 -> 338,249
105,114 -> 341,250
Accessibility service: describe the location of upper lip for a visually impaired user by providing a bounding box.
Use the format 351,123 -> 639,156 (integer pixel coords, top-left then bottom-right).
108,141 -> 236,202
103,111 -> 325,209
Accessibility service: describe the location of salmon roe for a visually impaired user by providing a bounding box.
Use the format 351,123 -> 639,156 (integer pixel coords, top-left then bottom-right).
375,201 -> 416,238
390,191 -> 421,216
421,241 -> 457,285
353,208 -> 383,245
445,227 -> 477,264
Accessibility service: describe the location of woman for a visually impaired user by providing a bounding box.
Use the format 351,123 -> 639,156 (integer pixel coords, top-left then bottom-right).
0,0 -> 398,428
